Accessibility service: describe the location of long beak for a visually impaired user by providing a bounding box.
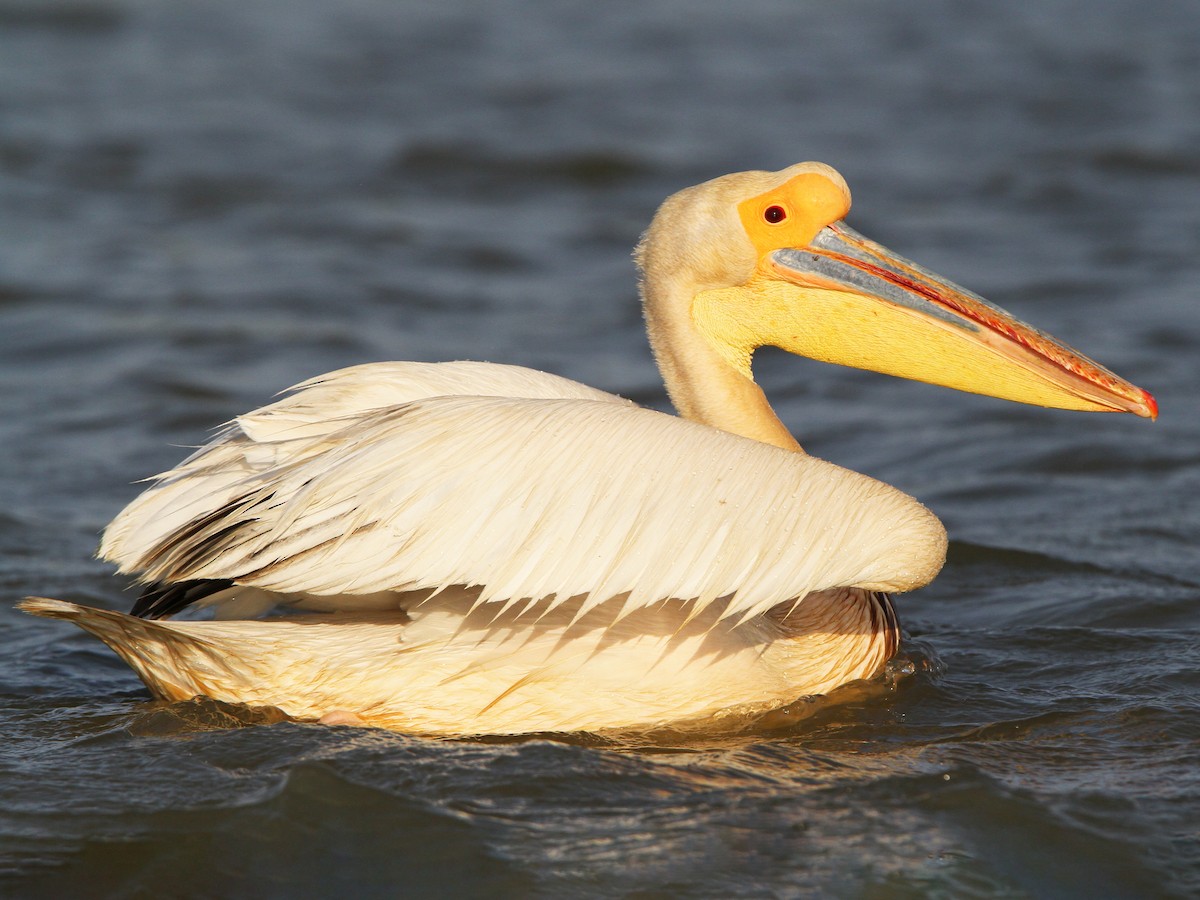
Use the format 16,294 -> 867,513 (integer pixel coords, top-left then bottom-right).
765,222 -> 1157,418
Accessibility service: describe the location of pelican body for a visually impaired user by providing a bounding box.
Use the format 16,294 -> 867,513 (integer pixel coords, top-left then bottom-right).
22,163 -> 1155,736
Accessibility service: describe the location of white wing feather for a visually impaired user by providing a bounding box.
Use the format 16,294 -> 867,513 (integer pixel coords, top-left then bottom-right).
101,361 -> 627,563
100,361 -> 946,624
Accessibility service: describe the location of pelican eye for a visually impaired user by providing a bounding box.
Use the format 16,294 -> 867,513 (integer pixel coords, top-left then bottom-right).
763,205 -> 787,224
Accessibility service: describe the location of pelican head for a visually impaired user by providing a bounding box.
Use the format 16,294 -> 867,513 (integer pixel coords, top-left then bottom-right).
637,162 -> 1156,450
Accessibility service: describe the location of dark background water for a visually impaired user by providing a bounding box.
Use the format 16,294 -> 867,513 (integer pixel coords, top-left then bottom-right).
2,0 -> 1198,896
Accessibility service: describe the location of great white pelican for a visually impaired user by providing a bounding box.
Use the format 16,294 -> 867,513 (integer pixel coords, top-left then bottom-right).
21,163 -> 1155,735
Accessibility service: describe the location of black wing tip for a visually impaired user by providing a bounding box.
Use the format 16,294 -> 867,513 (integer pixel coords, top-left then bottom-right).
131,578 -> 236,619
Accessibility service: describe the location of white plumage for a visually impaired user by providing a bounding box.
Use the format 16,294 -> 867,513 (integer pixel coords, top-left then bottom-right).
21,162 -> 1152,735
101,362 -> 943,622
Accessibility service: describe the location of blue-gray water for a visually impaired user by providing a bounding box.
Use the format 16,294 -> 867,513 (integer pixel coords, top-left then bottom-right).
2,1 -> 1198,896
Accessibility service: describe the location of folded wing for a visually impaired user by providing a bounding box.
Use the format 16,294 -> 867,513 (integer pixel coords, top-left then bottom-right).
100,361 -> 946,624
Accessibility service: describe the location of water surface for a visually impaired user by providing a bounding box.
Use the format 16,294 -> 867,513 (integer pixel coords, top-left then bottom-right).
2,1 -> 1198,896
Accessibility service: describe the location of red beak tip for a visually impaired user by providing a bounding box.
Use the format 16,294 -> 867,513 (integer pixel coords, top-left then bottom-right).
1140,389 -> 1159,421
